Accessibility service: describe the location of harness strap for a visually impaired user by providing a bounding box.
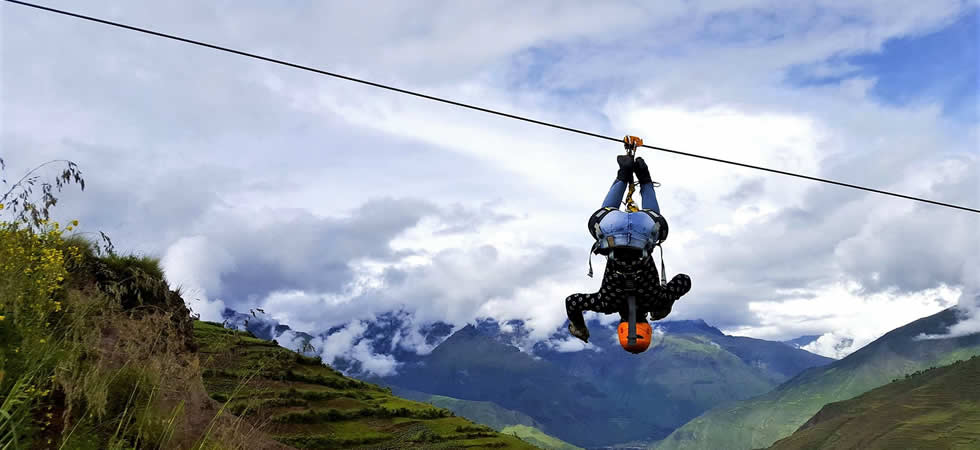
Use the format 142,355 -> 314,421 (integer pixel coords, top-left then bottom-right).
639,209 -> 669,243
656,243 -> 667,285
588,206 -> 618,240
627,295 -> 638,344
587,241 -> 599,278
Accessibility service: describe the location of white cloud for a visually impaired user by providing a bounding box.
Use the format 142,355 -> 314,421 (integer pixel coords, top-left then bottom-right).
160,236 -> 235,321
391,321 -> 444,356
802,333 -> 856,359
725,282 -> 962,357
348,340 -> 400,377
161,236 -> 234,295
548,337 -> 594,353
918,253 -> 980,340
305,320 -> 397,376
276,329 -> 313,354
185,297 -> 227,323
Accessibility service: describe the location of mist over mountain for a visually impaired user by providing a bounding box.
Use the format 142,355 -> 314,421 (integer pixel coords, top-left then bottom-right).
781,335 -> 821,349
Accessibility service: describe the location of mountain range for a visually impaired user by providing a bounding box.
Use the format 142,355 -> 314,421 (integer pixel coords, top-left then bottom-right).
375,319 -> 832,447
221,308 -> 834,448
221,306 -> 980,449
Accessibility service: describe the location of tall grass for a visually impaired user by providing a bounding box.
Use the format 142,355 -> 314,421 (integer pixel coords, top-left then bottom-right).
0,221 -> 211,449
1,158 -> 278,449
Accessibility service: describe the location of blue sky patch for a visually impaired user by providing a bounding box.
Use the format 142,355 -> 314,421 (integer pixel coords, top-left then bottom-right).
788,8 -> 978,122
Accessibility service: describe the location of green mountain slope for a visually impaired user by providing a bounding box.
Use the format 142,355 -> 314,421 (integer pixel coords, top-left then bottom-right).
501,425 -> 584,450
195,321 -> 537,449
384,325 -> 611,445
654,308 -> 980,450
769,355 -> 980,450
392,387 -> 582,449
391,386 -> 544,430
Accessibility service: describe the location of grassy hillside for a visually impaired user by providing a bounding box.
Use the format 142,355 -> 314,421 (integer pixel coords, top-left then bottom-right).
768,355 -> 980,450
654,308 -> 980,450
391,386 -> 543,431
195,321 -> 538,449
391,387 -> 583,449
501,425 -> 583,450
1,221 -> 290,449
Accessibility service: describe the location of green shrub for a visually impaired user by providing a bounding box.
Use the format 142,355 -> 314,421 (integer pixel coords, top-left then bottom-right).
1,222 -> 82,446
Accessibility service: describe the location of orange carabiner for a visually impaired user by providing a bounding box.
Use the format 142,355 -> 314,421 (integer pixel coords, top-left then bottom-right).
623,135 -> 643,154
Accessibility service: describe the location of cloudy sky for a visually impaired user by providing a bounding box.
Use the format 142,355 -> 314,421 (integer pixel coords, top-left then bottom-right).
3,1 -> 978,364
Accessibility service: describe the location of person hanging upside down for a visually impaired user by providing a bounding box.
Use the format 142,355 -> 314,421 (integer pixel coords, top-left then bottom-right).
565,154 -> 692,354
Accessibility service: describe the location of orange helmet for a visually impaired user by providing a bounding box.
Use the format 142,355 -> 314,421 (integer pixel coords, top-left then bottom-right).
618,321 -> 653,354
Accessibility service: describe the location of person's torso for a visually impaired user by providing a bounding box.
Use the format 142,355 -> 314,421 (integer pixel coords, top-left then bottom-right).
594,210 -> 660,253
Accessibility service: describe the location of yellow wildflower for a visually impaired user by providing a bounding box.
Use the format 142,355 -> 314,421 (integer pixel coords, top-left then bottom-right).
71,219 -> 78,226
0,315 -> 4,321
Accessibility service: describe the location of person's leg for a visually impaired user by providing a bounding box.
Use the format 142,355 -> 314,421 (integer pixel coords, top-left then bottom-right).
602,180 -> 628,208
639,182 -> 660,214
660,273 -> 692,300
566,288 -> 620,342
643,273 -> 692,321
634,157 -> 661,214
565,293 -> 595,342
565,293 -> 593,329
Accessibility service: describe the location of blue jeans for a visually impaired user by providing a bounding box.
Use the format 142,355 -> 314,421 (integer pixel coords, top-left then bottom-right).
601,180 -> 660,213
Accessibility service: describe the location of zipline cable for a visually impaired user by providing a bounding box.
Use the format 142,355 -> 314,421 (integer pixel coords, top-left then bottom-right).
6,0 -> 978,215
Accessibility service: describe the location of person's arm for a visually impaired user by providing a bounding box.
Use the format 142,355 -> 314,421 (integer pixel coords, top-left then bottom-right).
634,157 -> 660,214
602,155 -> 635,208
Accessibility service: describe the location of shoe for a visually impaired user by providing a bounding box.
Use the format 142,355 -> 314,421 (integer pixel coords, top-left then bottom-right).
568,322 -> 590,343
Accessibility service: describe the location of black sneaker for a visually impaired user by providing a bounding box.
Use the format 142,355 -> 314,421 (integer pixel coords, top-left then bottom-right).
568,322 -> 590,343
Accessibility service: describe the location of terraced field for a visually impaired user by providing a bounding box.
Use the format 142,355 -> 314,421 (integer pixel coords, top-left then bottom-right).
195,321 -> 537,449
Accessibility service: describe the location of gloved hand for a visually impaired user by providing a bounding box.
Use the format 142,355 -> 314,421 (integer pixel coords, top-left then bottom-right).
617,155 -> 635,183
635,157 -> 653,184
568,322 -> 590,343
